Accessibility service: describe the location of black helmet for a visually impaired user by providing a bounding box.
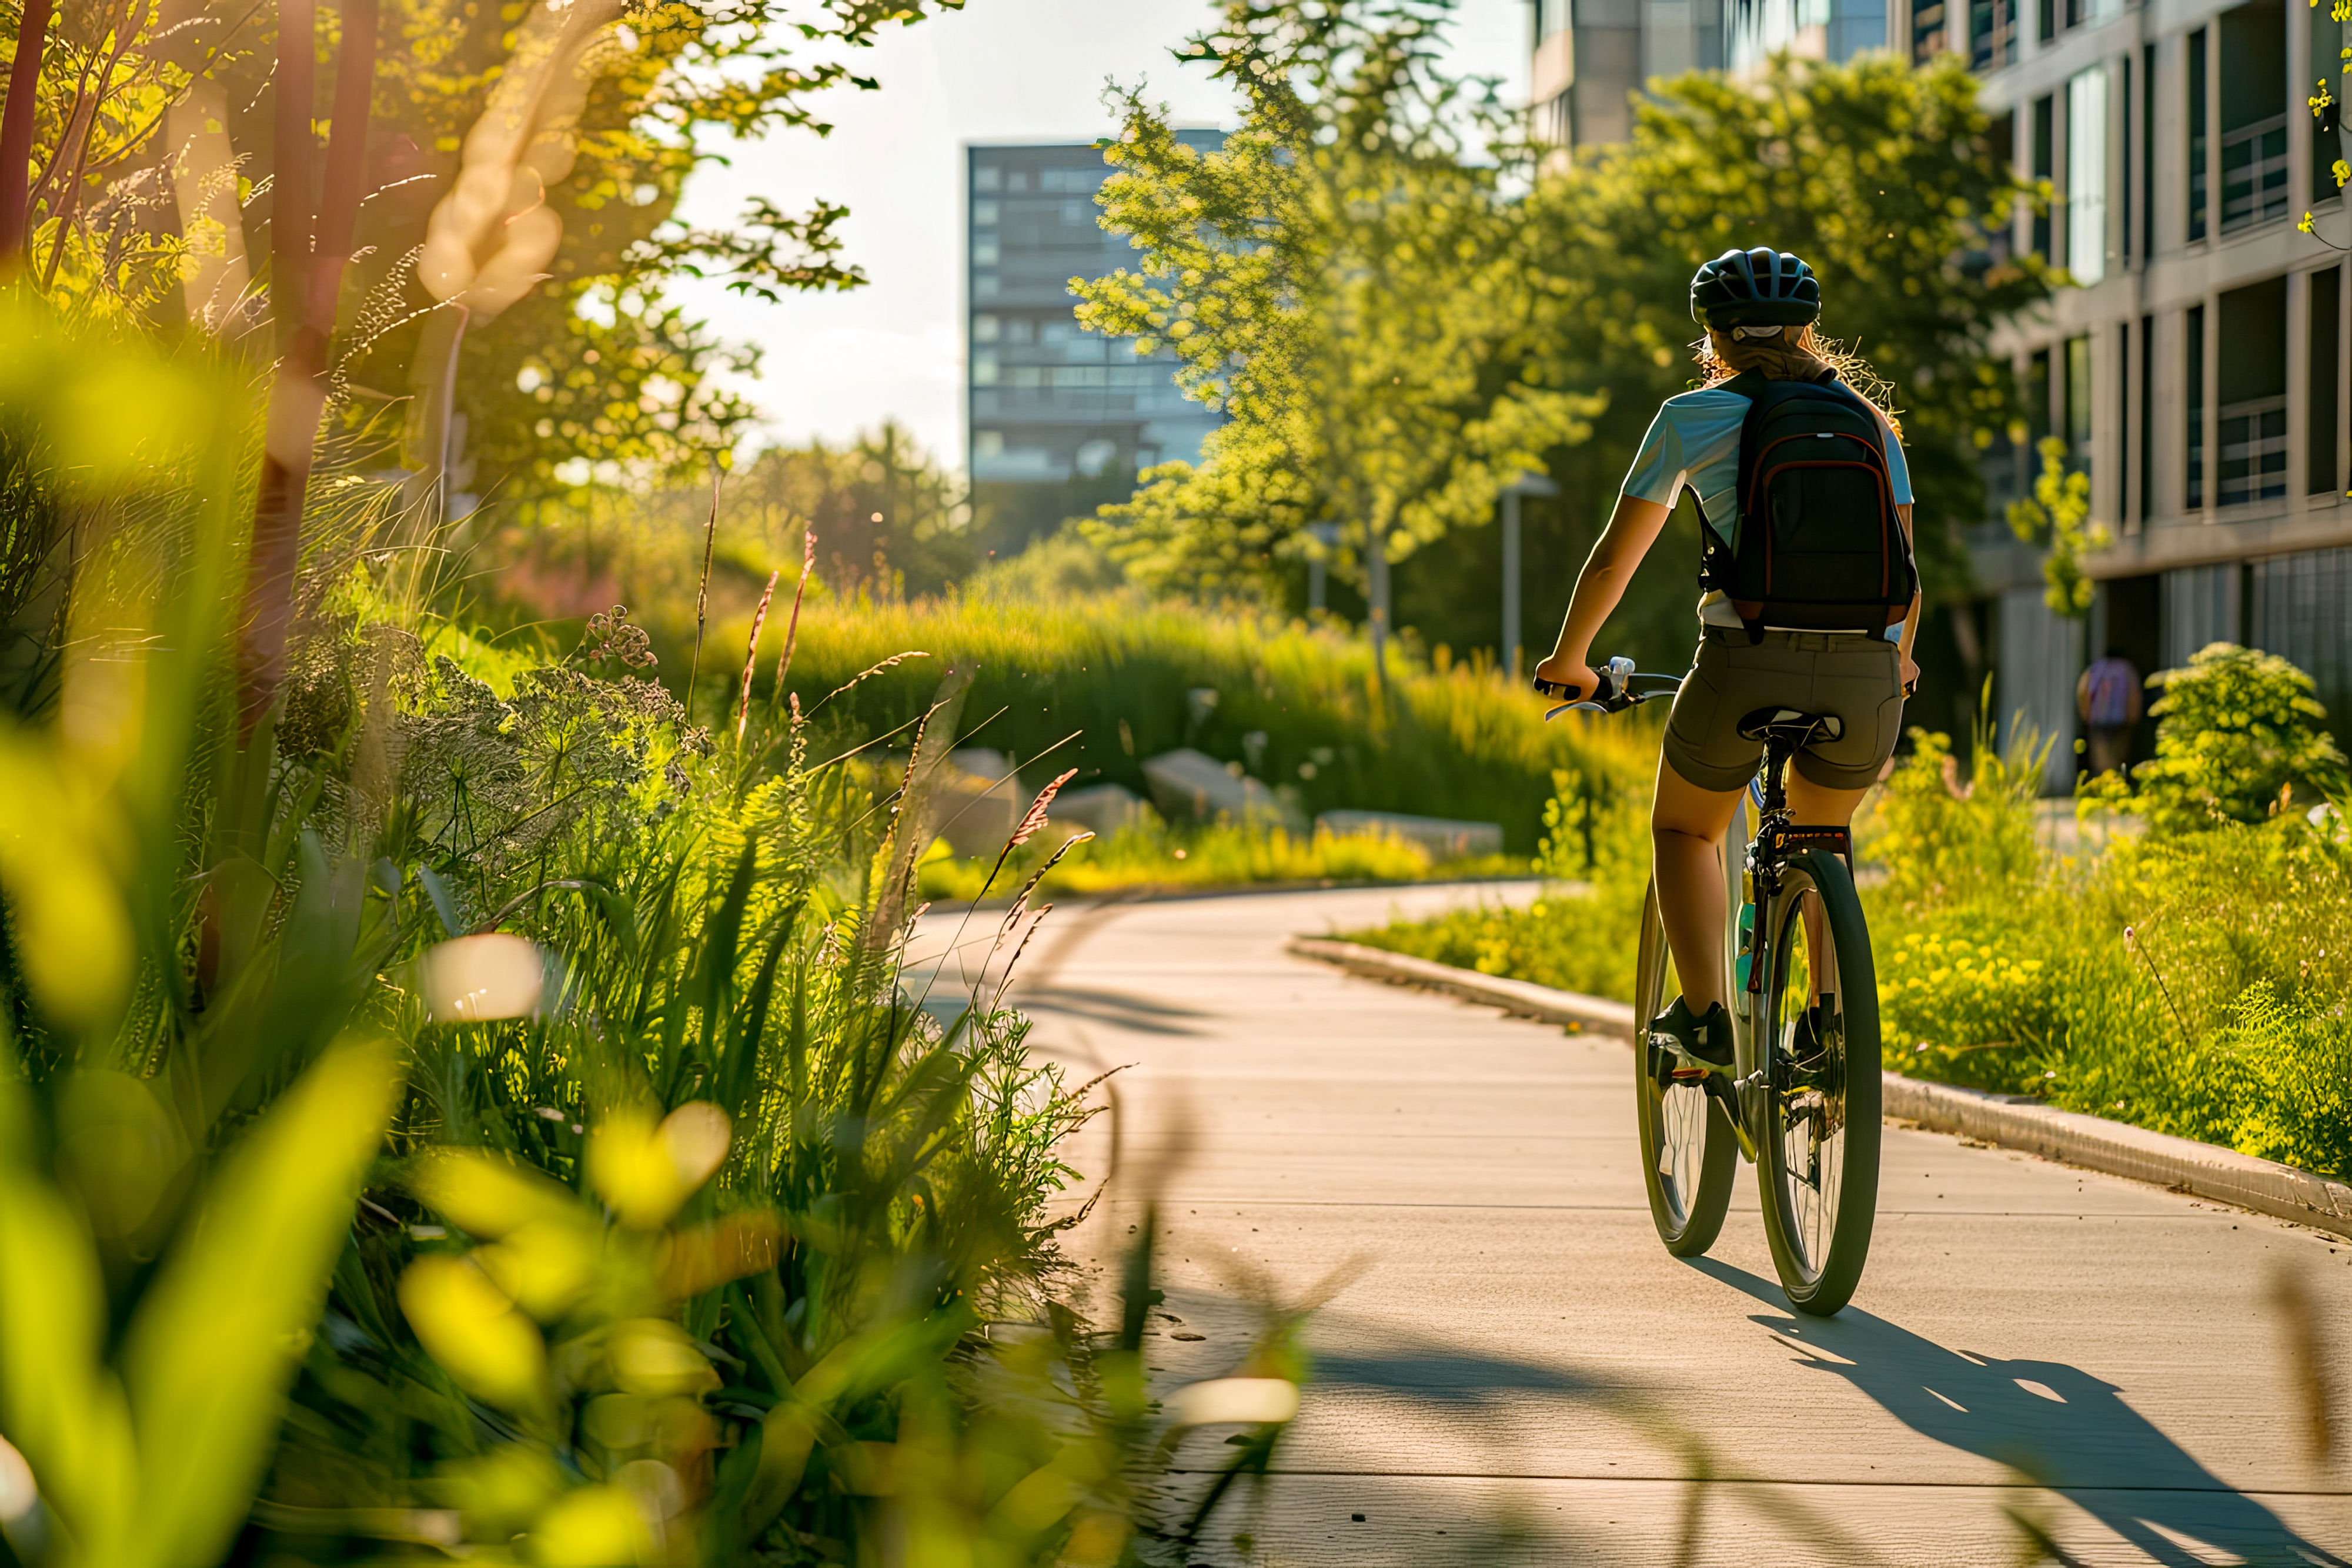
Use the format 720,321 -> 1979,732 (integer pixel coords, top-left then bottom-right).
1689,248 -> 1821,328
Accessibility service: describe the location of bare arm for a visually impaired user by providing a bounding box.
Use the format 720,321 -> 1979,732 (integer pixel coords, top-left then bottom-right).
1531,493 -> 1672,698
1895,502 -> 1920,691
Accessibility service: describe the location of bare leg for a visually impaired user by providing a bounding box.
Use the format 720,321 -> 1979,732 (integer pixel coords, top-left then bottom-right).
1783,770 -> 1872,994
1650,754 -> 1742,1014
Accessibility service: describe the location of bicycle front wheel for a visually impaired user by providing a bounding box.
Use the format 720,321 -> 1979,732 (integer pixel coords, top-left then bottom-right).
1753,849 -> 1882,1315
1632,880 -> 1735,1256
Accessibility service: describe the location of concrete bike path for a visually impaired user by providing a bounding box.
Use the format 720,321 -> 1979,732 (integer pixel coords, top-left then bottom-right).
998,883 -> 2352,1567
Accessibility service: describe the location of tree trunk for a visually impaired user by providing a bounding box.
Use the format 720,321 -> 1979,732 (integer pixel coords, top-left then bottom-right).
0,0 -> 54,272
1366,524 -> 1392,703
239,0 -> 376,735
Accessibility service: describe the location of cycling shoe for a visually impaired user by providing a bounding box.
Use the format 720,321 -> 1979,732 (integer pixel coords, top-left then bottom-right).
1649,995 -> 1734,1081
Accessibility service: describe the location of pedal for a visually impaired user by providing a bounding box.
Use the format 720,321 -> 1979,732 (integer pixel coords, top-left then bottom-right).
1700,1074 -> 1760,1163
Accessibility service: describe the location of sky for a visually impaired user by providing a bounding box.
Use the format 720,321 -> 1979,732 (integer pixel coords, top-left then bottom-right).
667,0 -> 1532,470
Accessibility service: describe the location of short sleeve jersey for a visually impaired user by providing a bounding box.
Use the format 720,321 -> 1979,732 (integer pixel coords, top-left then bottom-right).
1621,381 -> 1913,543
1619,377 -> 1914,632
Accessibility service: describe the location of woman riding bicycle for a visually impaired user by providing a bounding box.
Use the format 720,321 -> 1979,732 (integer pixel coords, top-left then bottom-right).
1533,248 -> 1920,1071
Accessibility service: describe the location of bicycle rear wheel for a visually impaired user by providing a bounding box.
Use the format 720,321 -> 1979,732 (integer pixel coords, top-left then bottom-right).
1632,880 -> 1735,1256
1753,849 -> 1882,1315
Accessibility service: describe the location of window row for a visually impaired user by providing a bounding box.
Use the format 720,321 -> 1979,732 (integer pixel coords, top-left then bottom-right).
2002,268 -> 2344,525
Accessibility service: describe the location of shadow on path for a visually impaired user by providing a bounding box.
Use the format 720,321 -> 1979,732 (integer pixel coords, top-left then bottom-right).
1013,984 -> 1214,1037
1695,1259 -> 2348,1567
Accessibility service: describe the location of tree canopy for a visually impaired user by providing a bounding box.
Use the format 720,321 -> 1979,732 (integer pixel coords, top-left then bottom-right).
1077,10 -> 2047,666
1074,0 -> 1602,614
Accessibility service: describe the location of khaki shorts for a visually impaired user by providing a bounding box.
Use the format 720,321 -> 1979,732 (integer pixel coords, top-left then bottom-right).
1661,628 -> 1904,793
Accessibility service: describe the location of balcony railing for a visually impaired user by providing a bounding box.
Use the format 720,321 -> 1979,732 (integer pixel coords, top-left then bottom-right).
2220,115 -> 2289,232
2218,395 -> 2287,507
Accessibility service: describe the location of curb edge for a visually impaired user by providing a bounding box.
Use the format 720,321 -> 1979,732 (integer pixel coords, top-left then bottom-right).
1285,935 -> 2352,1242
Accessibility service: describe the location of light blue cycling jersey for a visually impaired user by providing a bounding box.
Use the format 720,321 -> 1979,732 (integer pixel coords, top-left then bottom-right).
1621,380 -> 1913,632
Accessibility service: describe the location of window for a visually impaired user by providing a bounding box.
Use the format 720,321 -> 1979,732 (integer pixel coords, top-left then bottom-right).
2219,400 -> 2288,503
2188,29 -> 2208,242
2029,346 -> 2054,450
2037,0 -> 2053,43
2219,0 -> 2288,233
2317,1 -> 2346,203
2120,53 -> 2133,267
2313,269 -> 2342,496
2138,314 -> 2153,522
973,164 -> 1001,193
1970,0 -> 2013,68
972,313 -> 1000,343
2186,304 -> 2205,507
2033,95 -> 2055,259
2117,322 -> 2131,510
2141,44 -> 2155,260
2216,276 -> 2287,506
2066,335 -> 2093,473
2067,67 -> 2108,284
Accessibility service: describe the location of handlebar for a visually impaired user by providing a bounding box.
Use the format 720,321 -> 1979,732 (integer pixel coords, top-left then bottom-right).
1532,656 -> 1684,721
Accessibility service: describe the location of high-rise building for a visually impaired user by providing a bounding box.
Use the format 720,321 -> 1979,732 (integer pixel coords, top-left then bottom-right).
965,136 -> 1225,549
1529,0 -> 2352,785
1962,0 -> 2351,783
1532,0 -> 1729,155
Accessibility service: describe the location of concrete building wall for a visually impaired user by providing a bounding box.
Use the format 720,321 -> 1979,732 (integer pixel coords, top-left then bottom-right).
1526,0 -> 2352,767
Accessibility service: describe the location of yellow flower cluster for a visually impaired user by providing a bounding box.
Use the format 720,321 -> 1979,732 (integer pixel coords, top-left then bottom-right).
1881,930 -> 2044,995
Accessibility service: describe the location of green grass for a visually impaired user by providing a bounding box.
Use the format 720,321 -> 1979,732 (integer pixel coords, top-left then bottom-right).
700,586 -> 1657,856
1347,717 -> 2352,1181
916,817 -> 1525,904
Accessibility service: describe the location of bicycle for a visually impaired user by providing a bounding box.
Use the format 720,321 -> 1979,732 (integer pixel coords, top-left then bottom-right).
1535,656 -> 1883,1315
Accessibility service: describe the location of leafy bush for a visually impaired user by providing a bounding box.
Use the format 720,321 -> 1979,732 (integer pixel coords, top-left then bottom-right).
0,317 -> 1289,1567
2126,643 -> 2347,834
1351,684 -> 2352,1179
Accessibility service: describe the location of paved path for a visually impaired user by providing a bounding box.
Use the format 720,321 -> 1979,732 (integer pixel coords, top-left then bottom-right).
991,883 -> 2352,1567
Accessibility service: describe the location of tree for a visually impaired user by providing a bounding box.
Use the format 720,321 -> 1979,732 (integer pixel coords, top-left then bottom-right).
1074,0 -> 1602,678
1530,54 -> 2050,607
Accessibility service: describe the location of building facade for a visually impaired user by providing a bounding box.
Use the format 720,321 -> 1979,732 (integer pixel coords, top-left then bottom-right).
965,137 -> 1225,549
1958,0 -> 2352,783
1529,0 -> 2352,783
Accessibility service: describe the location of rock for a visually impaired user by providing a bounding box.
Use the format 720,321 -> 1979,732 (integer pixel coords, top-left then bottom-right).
1315,809 -> 1504,862
1141,748 -> 1302,830
1051,781 -> 1148,840
925,748 -> 1024,858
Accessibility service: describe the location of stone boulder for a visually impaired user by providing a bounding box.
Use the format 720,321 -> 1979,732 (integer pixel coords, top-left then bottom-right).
1141,748 -> 1304,831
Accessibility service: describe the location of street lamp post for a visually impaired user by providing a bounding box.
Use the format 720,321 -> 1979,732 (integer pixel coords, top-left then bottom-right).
1498,471 -> 1559,680
1305,521 -> 1339,613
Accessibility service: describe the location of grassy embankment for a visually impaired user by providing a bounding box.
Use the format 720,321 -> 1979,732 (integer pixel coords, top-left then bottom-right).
1349,702 -> 2352,1180
691,583 -> 1658,899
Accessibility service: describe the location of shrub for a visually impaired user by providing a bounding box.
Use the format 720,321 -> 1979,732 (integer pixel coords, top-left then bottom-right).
2130,643 -> 2347,834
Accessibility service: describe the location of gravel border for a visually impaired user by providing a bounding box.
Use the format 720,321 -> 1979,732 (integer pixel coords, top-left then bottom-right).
1286,935 -> 2352,1241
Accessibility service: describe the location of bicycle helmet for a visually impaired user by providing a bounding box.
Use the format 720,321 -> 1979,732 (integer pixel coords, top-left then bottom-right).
1689,247 -> 1822,328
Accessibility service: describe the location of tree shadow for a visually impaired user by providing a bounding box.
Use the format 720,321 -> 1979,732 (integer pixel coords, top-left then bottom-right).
1693,1258 -> 2348,1567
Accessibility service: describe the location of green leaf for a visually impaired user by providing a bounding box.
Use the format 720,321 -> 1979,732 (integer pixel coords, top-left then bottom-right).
0,1073 -> 138,1558
117,1034 -> 400,1568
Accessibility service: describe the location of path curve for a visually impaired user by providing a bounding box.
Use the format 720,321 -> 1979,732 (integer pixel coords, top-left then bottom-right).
1005,882 -> 2352,1567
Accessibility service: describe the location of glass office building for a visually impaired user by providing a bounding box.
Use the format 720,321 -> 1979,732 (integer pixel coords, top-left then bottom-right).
966,136 -> 1225,546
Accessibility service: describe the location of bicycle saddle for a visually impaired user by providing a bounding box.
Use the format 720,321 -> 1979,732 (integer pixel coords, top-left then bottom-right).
1737,707 -> 1844,744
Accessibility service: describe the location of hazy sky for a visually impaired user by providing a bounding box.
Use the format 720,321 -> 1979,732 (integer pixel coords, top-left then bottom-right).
668,1 -> 1531,468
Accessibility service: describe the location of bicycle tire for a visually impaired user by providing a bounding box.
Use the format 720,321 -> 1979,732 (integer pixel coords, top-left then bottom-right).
1632,880 -> 1736,1256
1753,848 -> 1882,1315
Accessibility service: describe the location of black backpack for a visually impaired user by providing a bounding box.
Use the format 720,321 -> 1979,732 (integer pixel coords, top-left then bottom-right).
1696,370 -> 1916,638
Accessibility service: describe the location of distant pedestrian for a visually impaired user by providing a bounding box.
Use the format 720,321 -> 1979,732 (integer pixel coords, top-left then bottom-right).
2077,648 -> 2143,777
